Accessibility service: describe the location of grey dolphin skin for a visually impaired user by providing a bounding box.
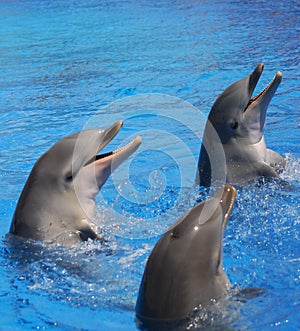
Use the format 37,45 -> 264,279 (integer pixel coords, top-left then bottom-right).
10,121 -> 141,246
135,185 -> 236,328
196,64 -> 285,186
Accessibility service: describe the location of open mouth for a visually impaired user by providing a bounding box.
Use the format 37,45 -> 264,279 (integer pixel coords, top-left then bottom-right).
244,64 -> 282,112
94,136 -> 142,162
84,120 -> 142,166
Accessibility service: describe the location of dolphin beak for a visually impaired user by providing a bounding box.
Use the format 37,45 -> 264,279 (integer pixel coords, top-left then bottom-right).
245,64 -> 282,113
216,185 -> 236,232
247,63 -> 264,99
243,64 -> 282,137
84,120 -> 142,167
94,135 -> 142,168
72,121 -> 141,184
80,120 -> 123,168
213,184 -> 236,275
87,122 -> 142,188
96,120 -> 124,153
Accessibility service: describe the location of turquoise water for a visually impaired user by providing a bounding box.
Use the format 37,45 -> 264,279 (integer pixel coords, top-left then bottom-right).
0,1 -> 299,330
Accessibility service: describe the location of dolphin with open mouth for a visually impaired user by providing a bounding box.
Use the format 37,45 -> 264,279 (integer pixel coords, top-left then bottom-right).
196,63 -> 285,186
10,121 -> 141,246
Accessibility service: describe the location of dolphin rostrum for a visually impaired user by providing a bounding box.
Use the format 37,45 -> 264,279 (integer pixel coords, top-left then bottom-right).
135,185 -> 236,327
196,64 -> 285,186
10,121 -> 141,246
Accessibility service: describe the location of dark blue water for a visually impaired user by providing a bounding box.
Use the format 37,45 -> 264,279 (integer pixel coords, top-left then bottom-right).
0,1 -> 299,330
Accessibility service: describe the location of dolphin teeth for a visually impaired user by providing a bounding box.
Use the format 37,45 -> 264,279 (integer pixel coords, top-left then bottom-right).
92,136 -> 141,163
244,73 -> 278,112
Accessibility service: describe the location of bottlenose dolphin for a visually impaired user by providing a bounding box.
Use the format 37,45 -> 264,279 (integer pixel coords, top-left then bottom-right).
10,121 -> 141,246
135,185 -> 236,327
196,64 -> 285,186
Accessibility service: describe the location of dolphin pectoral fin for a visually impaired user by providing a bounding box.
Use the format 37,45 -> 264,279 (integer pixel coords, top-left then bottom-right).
267,149 -> 286,172
77,219 -> 106,242
257,162 -> 280,178
231,286 -> 266,303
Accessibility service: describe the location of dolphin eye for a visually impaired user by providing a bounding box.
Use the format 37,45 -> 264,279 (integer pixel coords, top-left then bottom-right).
65,173 -> 73,182
231,121 -> 239,130
170,231 -> 179,239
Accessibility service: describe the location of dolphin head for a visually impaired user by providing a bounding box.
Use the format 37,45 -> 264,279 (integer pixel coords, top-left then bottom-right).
166,185 -> 236,273
11,121 -> 141,243
208,64 -> 282,144
136,185 -> 236,321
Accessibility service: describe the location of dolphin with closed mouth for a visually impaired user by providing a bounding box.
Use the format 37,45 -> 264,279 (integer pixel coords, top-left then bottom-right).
135,185 -> 236,328
196,64 -> 285,186
10,121 -> 141,246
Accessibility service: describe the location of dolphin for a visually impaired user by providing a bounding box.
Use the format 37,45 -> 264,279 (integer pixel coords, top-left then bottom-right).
196,63 -> 285,186
10,121 -> 141,246
135,185 -> 236,327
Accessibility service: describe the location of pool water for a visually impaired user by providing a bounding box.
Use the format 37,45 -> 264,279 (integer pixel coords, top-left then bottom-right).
0,1 -> 299,330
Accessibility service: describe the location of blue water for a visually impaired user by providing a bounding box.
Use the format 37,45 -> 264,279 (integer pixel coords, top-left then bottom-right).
0,1 -> 299,330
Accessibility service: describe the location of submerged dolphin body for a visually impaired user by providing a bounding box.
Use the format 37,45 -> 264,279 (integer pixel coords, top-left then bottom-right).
10,121 -> 141,246
196,64 -> 285,186
135,185 -> 236,327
